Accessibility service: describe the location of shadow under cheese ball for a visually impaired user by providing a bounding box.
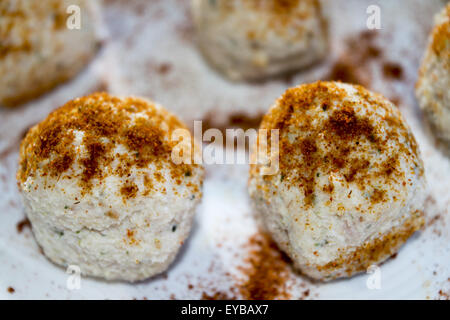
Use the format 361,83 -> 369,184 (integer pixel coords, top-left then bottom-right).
0,0 -> 101,107
191,0 -> 328,81
17,93 -> 204,281
416,4 -> 450,150
248,81 -> 426,281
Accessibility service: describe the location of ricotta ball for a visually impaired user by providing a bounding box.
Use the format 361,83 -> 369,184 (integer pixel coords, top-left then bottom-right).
249,81 -> 425,281
192,0 -> 328,81
416,4 -> 450,150
17,93 -> 204,282
0,0 -> 101,107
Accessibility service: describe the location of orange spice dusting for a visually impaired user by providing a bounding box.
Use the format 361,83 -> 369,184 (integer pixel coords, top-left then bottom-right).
202,292 -> 235,300
327,61 -> 363,86
80,137 -> 109,189
316,213 -> 424,277
125,229 -> 140,246
201,111 -> 264,134
220,0 -> 324,39
324,30 -> 405,91
382,62 -> 404,80
225,0 -> 301,15
18,93 -> 200,200
268,0 -> 301,14
438,289 -> 450,300
324,30 -> 381,86
371,188 -> 386,204
16,218 -> 31,233
256,81 -> 422,208
238,232 -> 291,300
431,5 -> 450,58
105,211 -> 119,220
327,105 -> 375,141
120,182 -> 138,200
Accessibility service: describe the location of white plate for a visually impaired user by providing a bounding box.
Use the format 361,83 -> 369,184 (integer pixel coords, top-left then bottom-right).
0,0 -> 449,299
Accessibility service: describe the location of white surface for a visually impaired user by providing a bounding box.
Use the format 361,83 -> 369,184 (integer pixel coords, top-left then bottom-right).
0,0 -> 449,299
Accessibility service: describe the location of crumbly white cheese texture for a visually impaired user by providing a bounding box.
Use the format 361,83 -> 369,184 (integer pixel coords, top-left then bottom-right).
192,0 -> 328,81
17,93 -> 204,281
249,81 -> 426,281
416,4 -> 450,149
0,0 -> 101,107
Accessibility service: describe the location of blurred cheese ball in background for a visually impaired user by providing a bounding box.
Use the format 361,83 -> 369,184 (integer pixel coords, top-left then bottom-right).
17,93 -> 204,281
192,0 -> 328,81
0,0 -> 101,107
249,81 -> 425,281
416,4 -> 450,150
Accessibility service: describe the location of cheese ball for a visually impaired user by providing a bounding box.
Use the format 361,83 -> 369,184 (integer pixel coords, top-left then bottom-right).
416,4 -> 450,149
17,93 -> 204,282
192,0 -> 328,81
0,0 -> 101,107
249,81 -> 425,281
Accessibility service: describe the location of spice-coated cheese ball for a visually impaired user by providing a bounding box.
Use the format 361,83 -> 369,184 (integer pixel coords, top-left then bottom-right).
192,0 -> 328,81
0,0 -> 101,107
17,93 -> 204,281
416,4 -> 450,150
249,81 -> 426,281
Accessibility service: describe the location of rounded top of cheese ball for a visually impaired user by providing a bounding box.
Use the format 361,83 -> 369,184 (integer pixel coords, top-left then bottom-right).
205,0 -> 324,39
249,81 -> 425,278
192,0 -> 328,80
1,0 -> 70,36
256,81 -> 423,205
18,93 -> 203,231
0,0 -> 100,106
